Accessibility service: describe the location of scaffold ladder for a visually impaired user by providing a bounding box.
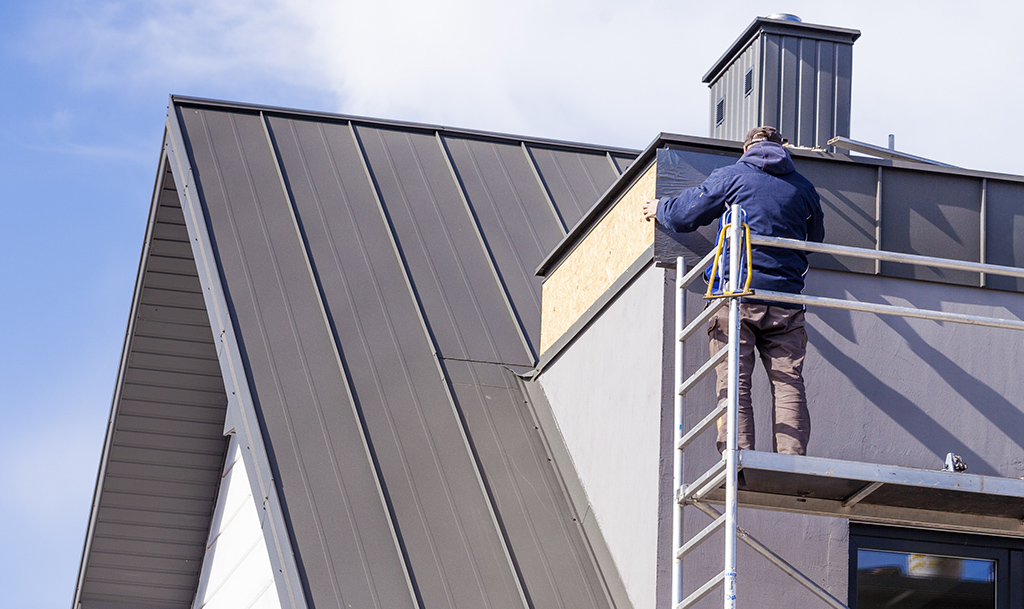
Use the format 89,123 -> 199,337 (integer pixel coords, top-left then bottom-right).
669,203 -> 1024,609
671,203 -> 849,609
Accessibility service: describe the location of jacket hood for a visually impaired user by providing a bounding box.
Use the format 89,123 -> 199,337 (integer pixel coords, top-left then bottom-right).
739,141 -> 795,175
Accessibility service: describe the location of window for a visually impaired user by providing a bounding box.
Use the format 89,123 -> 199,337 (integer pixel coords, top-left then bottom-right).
850,524 -> 1024,609
744,67 -> 754,97
715,97 -> 725,126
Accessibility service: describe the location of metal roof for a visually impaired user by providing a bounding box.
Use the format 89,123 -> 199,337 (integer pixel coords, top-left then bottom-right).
74,96 -> 637,609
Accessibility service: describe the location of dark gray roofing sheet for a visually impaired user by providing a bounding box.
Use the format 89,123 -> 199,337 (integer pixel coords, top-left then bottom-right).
172,100 -> 635,609
77,167 -> 228,609
528,146 -> 621,231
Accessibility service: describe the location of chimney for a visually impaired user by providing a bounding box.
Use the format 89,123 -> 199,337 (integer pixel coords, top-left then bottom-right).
703,14 -> 861,149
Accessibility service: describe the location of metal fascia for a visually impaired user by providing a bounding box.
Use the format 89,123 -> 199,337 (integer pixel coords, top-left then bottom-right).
71,138 -> 171,609
164,104 -> 309,609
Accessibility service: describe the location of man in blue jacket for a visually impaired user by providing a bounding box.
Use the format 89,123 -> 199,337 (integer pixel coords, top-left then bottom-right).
642,126 -> 823,455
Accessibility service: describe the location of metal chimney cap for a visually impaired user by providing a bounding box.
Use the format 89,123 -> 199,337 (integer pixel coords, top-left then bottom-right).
766,13 -> 802,22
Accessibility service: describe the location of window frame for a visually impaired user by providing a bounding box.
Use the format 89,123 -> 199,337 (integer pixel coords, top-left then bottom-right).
849,524 -> 1024,609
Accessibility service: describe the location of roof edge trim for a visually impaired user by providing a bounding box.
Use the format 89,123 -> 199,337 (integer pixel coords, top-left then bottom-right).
165,102 -> 310,609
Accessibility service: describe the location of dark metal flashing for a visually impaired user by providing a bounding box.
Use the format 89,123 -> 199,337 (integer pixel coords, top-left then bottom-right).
538,132 -> 1024,281
702,17 -> 862,84
533,249 -> 655,375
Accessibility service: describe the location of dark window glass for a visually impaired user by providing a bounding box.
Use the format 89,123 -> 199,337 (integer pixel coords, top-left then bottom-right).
850,525 -> 1020,609
857,548 -> 995,609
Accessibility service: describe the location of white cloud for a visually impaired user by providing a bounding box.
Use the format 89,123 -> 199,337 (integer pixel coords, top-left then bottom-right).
24,0 -> 1024,168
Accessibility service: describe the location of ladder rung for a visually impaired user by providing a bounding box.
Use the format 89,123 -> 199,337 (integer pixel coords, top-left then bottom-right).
677,299 -> 725,344
677,401 -> 726,450
677,250 -> 717,291
676,514 -> 727,559
677,346 -> 727,397
679,459 -> 727,505
676,570 -> 726,609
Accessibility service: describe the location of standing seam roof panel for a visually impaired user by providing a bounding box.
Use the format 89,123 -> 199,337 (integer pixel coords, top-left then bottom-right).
356,125 -> 532,367
178,107 -> 416,609
527,147 -> 623,231
443,136 -> 567,358
265,115 -> 528,608
444,361 -> 618,609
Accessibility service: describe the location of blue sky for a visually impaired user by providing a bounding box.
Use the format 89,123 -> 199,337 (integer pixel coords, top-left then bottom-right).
1,2 -> 1022,608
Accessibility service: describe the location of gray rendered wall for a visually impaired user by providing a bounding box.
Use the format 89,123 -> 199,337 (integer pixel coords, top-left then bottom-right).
537,264 -> 668,609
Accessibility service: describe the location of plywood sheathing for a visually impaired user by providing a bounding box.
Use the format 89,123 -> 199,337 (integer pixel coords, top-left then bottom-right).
540,161 -> 656,354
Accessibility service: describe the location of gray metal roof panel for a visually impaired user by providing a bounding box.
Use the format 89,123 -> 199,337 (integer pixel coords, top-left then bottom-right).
177,106 -> 418,609
528,145 -> 623,230
78,97 -> 637,609
443,135 -> 567,355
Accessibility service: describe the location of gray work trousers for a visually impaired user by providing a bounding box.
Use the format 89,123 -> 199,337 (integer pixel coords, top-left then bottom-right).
709,303 -> 810,455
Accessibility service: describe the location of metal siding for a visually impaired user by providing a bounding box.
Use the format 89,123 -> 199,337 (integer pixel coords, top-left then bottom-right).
815,42 -> 836,148
984,180 -> 1024,291
444,135 -> 565,358
834,42 -> 853,138
880,168 -> 982,285
527,146 -> 619,229
797,38 -> 816,145
779,35 -> 800,141
179,108 -> 419,609
761,34 -> 780,132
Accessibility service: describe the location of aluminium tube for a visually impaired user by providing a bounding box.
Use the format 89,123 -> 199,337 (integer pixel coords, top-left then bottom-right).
723,203 -> 741,609
672,257 -> 685,608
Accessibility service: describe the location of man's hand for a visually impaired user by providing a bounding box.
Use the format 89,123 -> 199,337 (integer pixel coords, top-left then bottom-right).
643,198 -> 659,222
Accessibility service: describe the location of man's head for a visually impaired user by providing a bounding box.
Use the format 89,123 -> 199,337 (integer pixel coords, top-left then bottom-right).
744,126 -> 784,150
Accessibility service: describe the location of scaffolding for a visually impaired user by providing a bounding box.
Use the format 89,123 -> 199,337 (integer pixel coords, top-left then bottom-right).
671,203 -> 1024,609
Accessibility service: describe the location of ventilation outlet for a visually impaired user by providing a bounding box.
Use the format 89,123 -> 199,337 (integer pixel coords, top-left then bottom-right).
716,98 -> 725,126
744,68 -> 754,97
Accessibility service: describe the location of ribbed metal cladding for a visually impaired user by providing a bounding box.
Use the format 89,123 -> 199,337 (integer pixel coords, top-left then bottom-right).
704,16 -> 860,149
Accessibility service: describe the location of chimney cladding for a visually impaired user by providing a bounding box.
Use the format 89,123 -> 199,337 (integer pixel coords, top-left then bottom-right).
703,16 -> 861,150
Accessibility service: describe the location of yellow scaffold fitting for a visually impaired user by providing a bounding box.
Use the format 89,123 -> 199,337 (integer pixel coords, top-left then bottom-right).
704,219 -> 755,300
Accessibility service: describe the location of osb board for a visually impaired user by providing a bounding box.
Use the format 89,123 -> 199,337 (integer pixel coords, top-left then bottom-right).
540,162 -> 656,354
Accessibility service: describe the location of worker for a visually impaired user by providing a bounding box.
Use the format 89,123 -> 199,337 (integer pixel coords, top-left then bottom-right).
642,126 -> 824,455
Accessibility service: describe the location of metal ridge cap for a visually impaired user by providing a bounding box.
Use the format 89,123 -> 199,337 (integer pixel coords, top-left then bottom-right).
169,94 -> 640,156
701,17 -> 861,84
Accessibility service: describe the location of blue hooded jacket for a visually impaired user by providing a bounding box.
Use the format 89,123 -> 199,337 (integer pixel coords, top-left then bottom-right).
656,142 -> 824,299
